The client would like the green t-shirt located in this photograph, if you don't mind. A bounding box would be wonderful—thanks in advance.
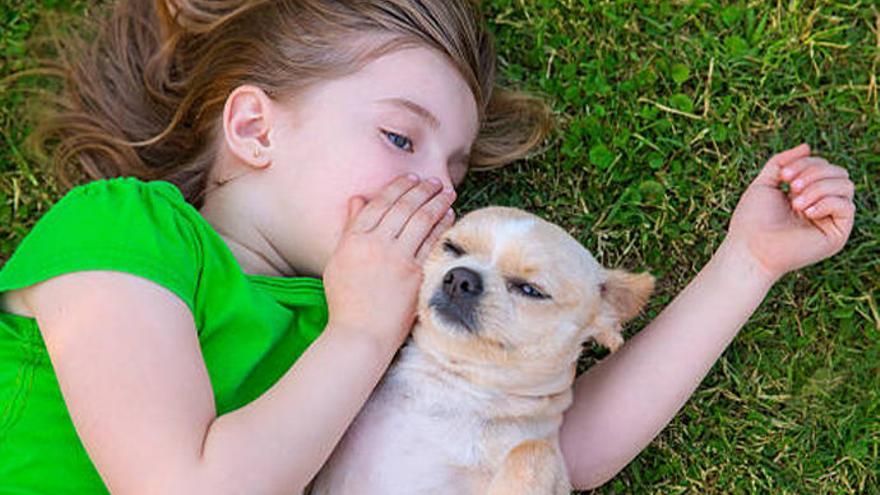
[0,177,328,493]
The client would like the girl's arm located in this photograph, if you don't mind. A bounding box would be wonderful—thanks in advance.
[560,144,856,490]
[24,270,399,494]
[21,175,455,494]
[560,239,773,490]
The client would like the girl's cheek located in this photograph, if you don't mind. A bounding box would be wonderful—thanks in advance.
[360,153,411,198]
[338,127,415,202]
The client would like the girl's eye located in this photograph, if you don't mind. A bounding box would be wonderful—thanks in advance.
[507,280,551,300]
[443,240,465,257]
[382,130,414,152]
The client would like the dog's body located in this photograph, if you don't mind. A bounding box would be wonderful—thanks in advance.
[308,340,573,494]
[309,207,652,495]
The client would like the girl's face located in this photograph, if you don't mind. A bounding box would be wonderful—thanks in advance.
[248,46,479,277]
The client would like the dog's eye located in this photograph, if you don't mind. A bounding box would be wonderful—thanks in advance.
[443,240,465,257]
[508,281,550,300]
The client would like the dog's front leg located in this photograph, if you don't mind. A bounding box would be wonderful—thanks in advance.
[485,438,571,495]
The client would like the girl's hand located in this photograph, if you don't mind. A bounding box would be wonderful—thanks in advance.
[323,174,456,347]
[726,143,856,282]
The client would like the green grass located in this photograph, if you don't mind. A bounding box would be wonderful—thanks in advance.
[2,0,878,493]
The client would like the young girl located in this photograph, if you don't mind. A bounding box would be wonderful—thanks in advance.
[0,0,855,493]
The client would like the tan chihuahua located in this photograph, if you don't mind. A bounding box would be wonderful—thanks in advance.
[309,206,654,495]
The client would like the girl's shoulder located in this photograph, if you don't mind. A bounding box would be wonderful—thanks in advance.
[56,176,198,224]
[0,177,221,314]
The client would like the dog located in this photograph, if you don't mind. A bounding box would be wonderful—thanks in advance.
[308,206,654,494]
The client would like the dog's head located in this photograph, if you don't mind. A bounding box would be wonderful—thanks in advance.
[413,206,654,395]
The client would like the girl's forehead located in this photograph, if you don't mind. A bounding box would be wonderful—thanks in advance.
[275,45,480,146]
[352,47,479,128]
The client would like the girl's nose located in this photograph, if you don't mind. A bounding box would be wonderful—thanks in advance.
[439,177,456,196]
[425,164,456,198]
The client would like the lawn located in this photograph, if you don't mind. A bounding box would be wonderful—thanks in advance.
[2,0,878,493]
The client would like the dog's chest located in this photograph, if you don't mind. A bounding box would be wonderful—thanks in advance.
[308,347,548,494]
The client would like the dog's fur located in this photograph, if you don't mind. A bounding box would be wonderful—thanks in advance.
[308,206,653,494]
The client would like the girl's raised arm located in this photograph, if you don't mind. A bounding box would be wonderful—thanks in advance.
[559,144,856,490]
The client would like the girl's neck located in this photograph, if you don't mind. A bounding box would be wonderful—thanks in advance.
[199,188,298,278]
[218,233,296,278]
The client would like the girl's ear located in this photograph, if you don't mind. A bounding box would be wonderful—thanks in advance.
[600,269,655,323]
[222,84,274,169]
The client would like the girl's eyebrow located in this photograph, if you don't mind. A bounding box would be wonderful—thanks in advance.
[376,97,474,164]
[376,97,441,129]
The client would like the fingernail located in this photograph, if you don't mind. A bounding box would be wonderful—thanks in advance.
[781,168,793,180]
[406,173,418,181]
[805,206,816,215]
[792,179,804,190]
[427,177,442,186]
[793,197,805,209]
[445,208,454,218]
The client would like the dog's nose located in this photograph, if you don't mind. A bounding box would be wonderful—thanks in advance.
[442,267,483,299]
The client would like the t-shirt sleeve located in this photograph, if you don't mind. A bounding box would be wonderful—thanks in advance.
[0,178,203,313]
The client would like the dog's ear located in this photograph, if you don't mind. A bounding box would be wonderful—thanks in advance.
[600,269,655,323]
[583,270,655,353]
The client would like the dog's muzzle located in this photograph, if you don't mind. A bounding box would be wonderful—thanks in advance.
[429,266,483,333]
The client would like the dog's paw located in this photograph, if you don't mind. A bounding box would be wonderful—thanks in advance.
[593,330,624,353]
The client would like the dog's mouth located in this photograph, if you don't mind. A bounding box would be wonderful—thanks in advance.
[428,290,479,334]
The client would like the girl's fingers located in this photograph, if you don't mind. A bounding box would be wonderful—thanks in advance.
[755,143,811,186]
[396,189,455,255]
[779,156,832,182]
[350,174,420,233]
[782,159,848,193]
[343,196,367,233]
[790,165,849,194]
[377,179,446,238]
[803,196,856,242]
[415,208,456,264]
[805,196,855,220]
[770,143,812,168]
[791,178,855,211]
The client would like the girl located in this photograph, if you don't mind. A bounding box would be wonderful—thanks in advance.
[0,1,855,494]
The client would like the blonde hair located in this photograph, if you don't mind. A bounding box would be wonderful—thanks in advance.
[19,0,553,206]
